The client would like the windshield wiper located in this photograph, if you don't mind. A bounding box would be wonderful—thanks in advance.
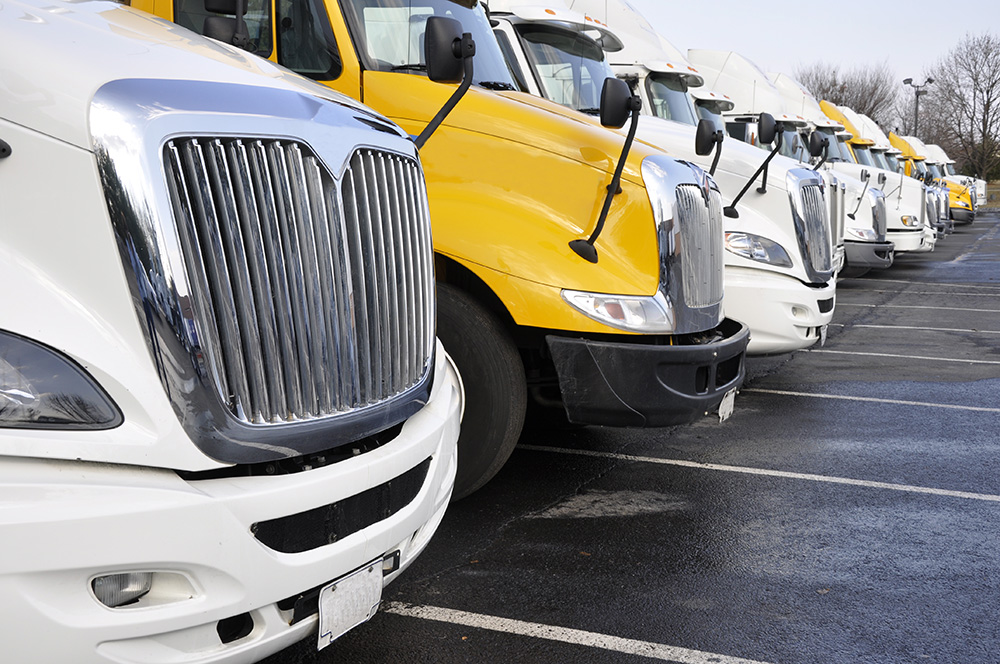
[577,107,601,115]
[479,81,516,90]
[391,64,427,72]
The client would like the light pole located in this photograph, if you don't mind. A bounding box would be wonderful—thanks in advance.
[903,77,934,136]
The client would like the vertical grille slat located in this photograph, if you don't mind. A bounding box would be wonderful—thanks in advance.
[164,138,433,426]
[873,194,888,238]
[675,185,724,309]
[799,184,833,274]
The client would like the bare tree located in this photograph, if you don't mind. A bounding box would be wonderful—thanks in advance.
[917,33,1000,179]
[794,61,899,125]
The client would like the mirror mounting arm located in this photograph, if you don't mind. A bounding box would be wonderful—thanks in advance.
[848,169,870,220]
[570,97,642,264]
[724,130,784,218]
[709,136,724,177]
[414,33,475,150]
[231,0,250,49]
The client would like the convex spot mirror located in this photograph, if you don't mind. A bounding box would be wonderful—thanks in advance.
[809,132,828,158]
[758,113,778,145]
[695,118,723,156]
[426,16,468,84]
[600,77,637,129]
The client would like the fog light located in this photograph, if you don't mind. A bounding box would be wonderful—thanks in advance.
[791,306,808,320]
[92,572,153,608]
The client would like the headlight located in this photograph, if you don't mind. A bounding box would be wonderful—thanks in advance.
[846,228,878,241]
[724,232,793,267]
[900,215,921,227]
[0,330,122,430]
[561,290,675,333]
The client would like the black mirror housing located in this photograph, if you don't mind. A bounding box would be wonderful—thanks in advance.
[758,112,778,145]
[600,77,634,129]
[426,16,466,83]
[808,132,828,158]
[695,118,722,156]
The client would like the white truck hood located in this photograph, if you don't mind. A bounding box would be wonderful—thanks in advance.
[0,0,391,149]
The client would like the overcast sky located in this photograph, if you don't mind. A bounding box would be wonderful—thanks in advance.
[625,0,988,84]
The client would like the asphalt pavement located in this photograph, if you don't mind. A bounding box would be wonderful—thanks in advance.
[268,211,1000,664]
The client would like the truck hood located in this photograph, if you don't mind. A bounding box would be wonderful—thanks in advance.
[0,0,401,149]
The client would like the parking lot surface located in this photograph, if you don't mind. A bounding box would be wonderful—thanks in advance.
[269,212,1000,664]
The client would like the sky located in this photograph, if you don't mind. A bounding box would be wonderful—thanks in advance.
[625,0,991,85]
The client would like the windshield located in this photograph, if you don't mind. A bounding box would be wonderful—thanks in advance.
[945,163,957,176]
[927,163,943,179]
[884,153,902,173]
[853,145,874,167]
[836,137,856,163]
[646,74,698,126]
[870,150,889,170]
[816,129,843,161]
[515,23,611,112]
[696,103,726,133]
[913,160,928,176]
[776,128,809,162]
[342,0,516,89]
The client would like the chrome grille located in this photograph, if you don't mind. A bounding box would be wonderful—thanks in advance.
[926,192,938,226]
[872,193,887,237]
[799,184,832,274]
[675,185,724,308]
[164,139,434,425]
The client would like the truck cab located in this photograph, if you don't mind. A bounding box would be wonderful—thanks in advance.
[0,0,463,660]
[138,0,750,498]
[904,135,975,225]
[925,143,986,210]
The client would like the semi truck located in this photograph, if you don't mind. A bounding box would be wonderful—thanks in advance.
[0,0,464,660]
[558,0,842,354]
[140,0,750,498]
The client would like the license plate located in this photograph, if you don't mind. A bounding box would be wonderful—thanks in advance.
[820,324,828,346]
[316,561,383,651]
[718,388,736,423]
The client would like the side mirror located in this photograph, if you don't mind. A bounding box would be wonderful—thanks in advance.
[861,169,869,181]
[695,118,723,156]
[202,0,249,49]
[808,132,828,158]
[600,77,635,129]
[878,172,887,185]
[426,16,468,84]
[758,112,778,145]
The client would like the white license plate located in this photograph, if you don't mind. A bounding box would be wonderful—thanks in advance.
[718,388,736,423]
[820,324,829,346]
[316,561,383,651]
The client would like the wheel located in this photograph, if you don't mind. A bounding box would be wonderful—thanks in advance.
[437,283,527,500]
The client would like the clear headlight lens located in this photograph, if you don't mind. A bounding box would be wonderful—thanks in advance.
[0,330,121,429]
[900,215,921,227]
[561,290,675,333]
[724,232,793,267]
[846,227,878,241]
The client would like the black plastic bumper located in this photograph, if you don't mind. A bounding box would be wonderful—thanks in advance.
[545,318,750,428]
[844,240,894,271]
[952,208,975,224]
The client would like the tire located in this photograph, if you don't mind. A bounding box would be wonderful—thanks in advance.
[437,283,527,500]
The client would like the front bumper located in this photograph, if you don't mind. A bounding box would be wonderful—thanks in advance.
[844,240,894,271]
[546,317,749,427]
[887,228,928,253]
[0,344,463,664]
[952,208,975,224]
[723,266,836,355]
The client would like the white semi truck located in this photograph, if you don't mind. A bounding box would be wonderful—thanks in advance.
[512,0,839,354]
[0,0,463,661]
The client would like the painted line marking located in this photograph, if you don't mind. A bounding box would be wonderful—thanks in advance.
[830,323,1000,335]
[805,349,1000,365]
[382,603,773,664]
[741,387,1000,414]
[839,277,1000,290]
[518,446,1000,503]
[836,303,999,313]
[841,289,1000,298]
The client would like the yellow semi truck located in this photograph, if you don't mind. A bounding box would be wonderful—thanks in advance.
[136,0,749,498]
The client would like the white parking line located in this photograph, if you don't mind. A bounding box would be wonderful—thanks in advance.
[382,603,774,664]
[829,323,1000,335]
[840,277,1000,291]
[805,349,1000,365]
[518,446,1000,503]
[836,303,999,313]
[741,388,1000,414]
[843,289,1000,298]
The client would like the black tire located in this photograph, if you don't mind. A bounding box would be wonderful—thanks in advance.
[437,283,527,500]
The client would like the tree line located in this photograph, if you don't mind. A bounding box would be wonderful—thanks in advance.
[795,32,1000,181]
